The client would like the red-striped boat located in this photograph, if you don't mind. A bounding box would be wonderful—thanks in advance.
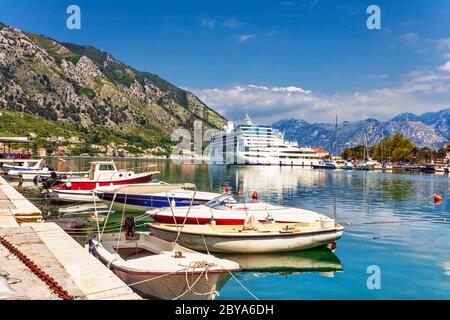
[48,161,157,202]
[147,194,337,227]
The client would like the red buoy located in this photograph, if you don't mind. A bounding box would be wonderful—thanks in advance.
[434,194,442,204]
[252,191,258,200]
[225,185,229,193]
[329,242,337,251]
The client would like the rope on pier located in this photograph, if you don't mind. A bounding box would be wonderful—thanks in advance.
[0,235,75,300]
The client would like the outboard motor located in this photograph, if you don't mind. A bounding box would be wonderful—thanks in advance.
[41,171,62,189]
[124,216,138,240]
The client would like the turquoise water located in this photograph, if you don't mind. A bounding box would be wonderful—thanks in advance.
[11,159,450,299]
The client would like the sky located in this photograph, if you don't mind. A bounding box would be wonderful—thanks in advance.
[1,0,450,124]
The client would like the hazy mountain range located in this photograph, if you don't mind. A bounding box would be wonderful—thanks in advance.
[272,109,450,153]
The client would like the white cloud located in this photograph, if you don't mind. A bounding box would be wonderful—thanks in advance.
[400,32,420,46]
[189,67,450,124]
[237,34,254,44]
[223,18,243,29]
[438,61,450,72]
[200,18,215,29]
[437,38,450,50]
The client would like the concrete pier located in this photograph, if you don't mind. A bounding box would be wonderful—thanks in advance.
[0,176,43,223]
[0,176,141,300]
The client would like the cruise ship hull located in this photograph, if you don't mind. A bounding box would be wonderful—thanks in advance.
[212,152,322,167]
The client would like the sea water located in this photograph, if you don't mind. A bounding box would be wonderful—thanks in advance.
[12,158,450,299]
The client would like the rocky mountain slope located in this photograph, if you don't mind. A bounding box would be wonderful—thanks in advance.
[0,22,226,149]
[273,109,450,153]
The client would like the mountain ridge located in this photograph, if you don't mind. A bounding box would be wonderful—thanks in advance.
[0,23,226,152]
[272,109,450,153]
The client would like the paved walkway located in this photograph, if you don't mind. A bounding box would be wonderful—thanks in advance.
[0,176,140,300]
[0,187,20,228]
[0,176,42,225]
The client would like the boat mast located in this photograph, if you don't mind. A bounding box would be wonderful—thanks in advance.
[333,115,339,157]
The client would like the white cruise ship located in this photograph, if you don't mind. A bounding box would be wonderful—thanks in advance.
[209,115,327,166]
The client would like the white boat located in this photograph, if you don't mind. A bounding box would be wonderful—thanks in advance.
[148,193,336,226]
[3,159,45,179]
[8,167,89,181]
[47,161,157,203]
[209,114,326,166]
[87,231,240,299]
[373,162,393,171]
[313,159,346,169]
[313,160,336,169]
[342,161,354,170]
[94,183,221,212]
[147,220,345,253]
[1,158,43,171]
[355,160,379,170]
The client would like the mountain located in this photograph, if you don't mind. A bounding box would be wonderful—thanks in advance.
[273,109,450,153]
[0,23,226,151]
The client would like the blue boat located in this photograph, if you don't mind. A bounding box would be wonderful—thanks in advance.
[94,183,221,212]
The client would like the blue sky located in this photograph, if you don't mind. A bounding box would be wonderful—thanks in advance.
[1,0,450,123]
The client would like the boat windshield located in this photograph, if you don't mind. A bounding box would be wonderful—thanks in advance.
[205,194,235,208]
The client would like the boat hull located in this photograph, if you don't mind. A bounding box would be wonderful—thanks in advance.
[97,190,220,212]
[88,232,239,300]
[147,224,345,253]
[111,268,228,300]
[312,164,336,169]
[149,204,336,226]
[49,189,99,202]
[50,173,154,202]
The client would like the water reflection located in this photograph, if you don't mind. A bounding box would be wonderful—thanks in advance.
[220,247,343,276]
[3,158,450,299]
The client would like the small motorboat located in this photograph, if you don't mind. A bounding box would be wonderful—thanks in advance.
[46,161,157,202]
[2,158,44,172]
[94,183,221,212]
[5,159,47,180]
[355,160,378,170]
[420,163,444,174]
[146,219,344,253]
[9,167,89,181]
[313,159,347,169]
[148,193,336,226]
[312,160,337,169]
[342,161,354,170]
[87,231,240,300]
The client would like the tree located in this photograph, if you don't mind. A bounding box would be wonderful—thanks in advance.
[340,134,416,162]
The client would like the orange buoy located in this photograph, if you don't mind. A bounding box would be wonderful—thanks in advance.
[434,194,442,203]
[225,185,229,193]
[252,191,258,200]
[237,189,242,198]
